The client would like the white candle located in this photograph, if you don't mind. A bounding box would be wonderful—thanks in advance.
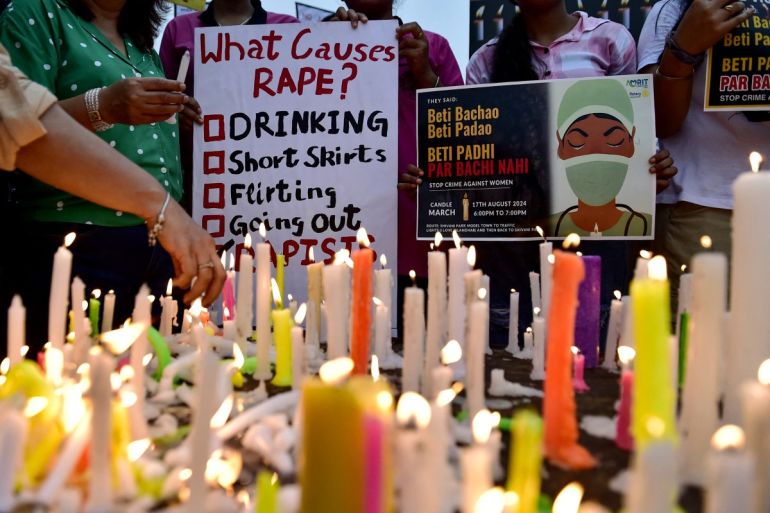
[396,393,432,513]
[425,399,451,513]
[70,277,88,363]
[160,280,177,338]
[466,294,489,420]
[49,233,75,351]
[726,154,770,423]
[742,360,770,513]
[679,252,727,485]
[101,290,115,334]
[255,237,272,380]
[425,248,447,396]
[529,271,542,313]
[85,348,114,513]
[237,235,254,359]
[602,293,623,371]
[521,327,534,359]
[187,344,219,510]
[506,289,520,354]
[307,251,324,347]
[323,252,351,360]
[624,439,677,513]
[288,296,298,319]
[128,286,150,442]
[36,410,91,506]
[460,412,493,513]
[0,408,27,511]
[7,295,24,366]
[530,316,546,380]
[705,425,755,513]
[291,305,306,390]
[223,312,236,342]
[403,284,425,393]
[618,295,634,349]
[448,240,469,351]
[373,302,390,361]
[539,241,553,319]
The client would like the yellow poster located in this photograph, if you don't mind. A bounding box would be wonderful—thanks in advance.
[171,0,206,12]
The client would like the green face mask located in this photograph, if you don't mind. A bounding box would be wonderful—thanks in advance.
[563,154,629,207]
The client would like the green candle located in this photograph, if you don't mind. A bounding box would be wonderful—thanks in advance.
[631,257,677,451]
[255,471,278,513]
[507,410,543,513]
[678,312,690,389]
[271,308,293,387]
[89,289,101,336]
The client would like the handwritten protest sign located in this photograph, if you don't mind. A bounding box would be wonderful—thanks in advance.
[193,21,399,302]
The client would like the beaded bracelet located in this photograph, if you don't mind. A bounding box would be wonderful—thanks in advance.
[148,192,171,247]
[84,87,113,132]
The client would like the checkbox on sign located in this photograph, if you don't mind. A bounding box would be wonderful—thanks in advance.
[203,183,225,209]
[203,114,225,142]
[202,215,225,237]
[204,151,225,174]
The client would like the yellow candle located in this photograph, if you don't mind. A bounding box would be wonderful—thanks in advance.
[506,410,543,513]
[276,254,286,305]
[631,256,677,451]
[307,257,324,343]
[271,308,293,387]
[256,471,279,513]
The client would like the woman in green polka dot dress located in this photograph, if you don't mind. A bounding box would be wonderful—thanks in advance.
[0,0,199,348]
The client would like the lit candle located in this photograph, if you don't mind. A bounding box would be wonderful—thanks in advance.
[256,224,273,380]
[271,279,293,388]
[373,298,390,363]
[88,289,101,336]
[467,288,489,421]
[553,483,584,513]
[618,295,634,349]
[448,231,469,352]
[521,327,534,360]
[530,312,545,380]
[602,291,623,371]
[506,289,520,355]
[237,233,254,359]
[222,307,236,341]
[615,346,635,451]
[49,232,75,351]
[288,294,298,319]
[741,359,770,513]
[307,247,324,352]
[461,411,494,513]
[624,422,677,513]
[351,228,374,375]
[571,347,589,393]
[0,407,27,511]
[396,392,432,513]
[70,278,88,364]
[574,255,601,368]
[222,251,236,321]
[129,286,150,436]
[528,272,541,314]
[85,347,114,512]
[159,280,177,338]
[631,256,677,452]
[705,425,754,513]
[543,251,596,470]
[679,252,726,486]
[324,250,352,360]
[256,471,279,513]
[292,304,307,390]
[537,228,553,320]
[506,410,542,513]
[101,289,115,333]
[674,268,692,349]
[276,253,286,304]
[402,271,425,393]
[726,152,770,423]
[427,387,455,513]
[7,295,24,366]
[426,233,447,395]
[35,409,91,506]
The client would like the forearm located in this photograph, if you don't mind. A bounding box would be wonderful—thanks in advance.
[15,104,166,222]
[57,94,95,130]
[643,50,695,139]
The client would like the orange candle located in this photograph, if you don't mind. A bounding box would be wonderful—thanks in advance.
[543,251,597,470]
[351,229,374,375]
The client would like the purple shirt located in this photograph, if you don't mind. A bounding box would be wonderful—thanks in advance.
[398,31,464,276]
[466,12,637,84]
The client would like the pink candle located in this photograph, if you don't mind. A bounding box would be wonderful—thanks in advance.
[571,347,590,393]
[364,415,384,513]
[615,346,635,451]
[222,253,236,321]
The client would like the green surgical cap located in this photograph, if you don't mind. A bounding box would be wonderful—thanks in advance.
[557,78,634,137]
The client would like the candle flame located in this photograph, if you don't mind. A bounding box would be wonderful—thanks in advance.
[370,355,381,381]
[20,345,29,358]
[571,346,579,356]
[319,357,354,385]
[271,278,282,308]
[536,226,545,239]
[380,254,387,267]
[0,358,9,375]
[712,424,745,451]
[441,339,462,365]
[504,491,521,509]
[61,386,86,433]
[127,438,152,462]
[534,307,541,317]
[220,251,227,269]
[497,4,504,16]
[120,389,138,408]
[526,327,532,334]
[166,279,173,296]
[452,229,462,249]
[24,396,49,418]
[511,288,516,294]
[224,306,231,320]
[233,344,245,370]
[228,252,235,271]
[119,365,135,382]
[110,372,122,392]
[295,303,307,325]
[147,295,155,304]
[376,390,393,411]
[244,233,253,250]
[645,416,665,438]
[409,270,416,284]
[476,5,485,17]
[81,300,88,311]
[64,232,76,248]
[190,298,203,318]
[562,233,581,249]
[472,409,495,444]
[617,346,636,366]
[92,289,101,300]
[211,395,234,429]
[758,359,770,386]
[100,322,148,355]
[576,251,583,257]
[45,347,64,386]
[356,227,370,248]
[553,482,584,513]
[467,246,477,267]
[478,288,487,300]
[750,151,763,173]
[648,256,668,281]
[613,290,622,301]
[434,232,443,248]
[681,264,687,273]
[639,250,652,260]
[436,388,457,407]
[474,487,505,513]
[547,254,555,265]
[309,247,316,263]
[179,468,192,481]
[142,353,153,367]
[288,293,294,302]
[373,297,384,307]
[396,392,431,428]
[259,222,267,240]
[700,235,713,249]
[334,249,350,265]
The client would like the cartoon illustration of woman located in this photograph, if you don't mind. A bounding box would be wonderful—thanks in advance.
[549,79,651,236]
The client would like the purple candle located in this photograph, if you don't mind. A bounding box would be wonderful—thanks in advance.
[574,255,601,368]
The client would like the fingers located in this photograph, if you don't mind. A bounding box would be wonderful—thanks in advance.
[172,246,196,290]
[183,247,217,305]
[397,22,424,40]
[202,252,226,307]
[143,91,188,105]
[140,103,186,116]
[139,77,186,92]
[343,8,367,28]
[333,6,349,21]
[179,105,203,125]
[723,4,754,28]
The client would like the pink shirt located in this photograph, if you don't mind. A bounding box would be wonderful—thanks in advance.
[466,12,637,84]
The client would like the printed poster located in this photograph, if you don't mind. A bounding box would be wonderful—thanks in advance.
[193,22,399,302]
[416,75,656,240]
[705,3,770,111]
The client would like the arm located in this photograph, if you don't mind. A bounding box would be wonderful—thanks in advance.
[15,104,224,304]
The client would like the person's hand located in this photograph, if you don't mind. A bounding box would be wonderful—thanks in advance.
[397,23,439,89]
[100,78,189,126]
[180,95,203,133]
[398,164,424,200]
[329,7,368,28]
[153,199,225,306]
[649,148,678,194]
[674,0,755,55]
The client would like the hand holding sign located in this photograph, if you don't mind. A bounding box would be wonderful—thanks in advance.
[674,0,755,55]
[101,77,189,126]
[397,23,440,89]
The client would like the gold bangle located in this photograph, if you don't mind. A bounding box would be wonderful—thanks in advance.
[654,67,694,80]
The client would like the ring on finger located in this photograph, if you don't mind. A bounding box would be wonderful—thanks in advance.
[198,261,215,270]
[723,3,739,12]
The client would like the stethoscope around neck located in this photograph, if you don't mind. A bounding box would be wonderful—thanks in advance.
[553,203,648,236]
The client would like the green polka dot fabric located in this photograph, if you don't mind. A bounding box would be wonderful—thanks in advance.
[0,0,183,226]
